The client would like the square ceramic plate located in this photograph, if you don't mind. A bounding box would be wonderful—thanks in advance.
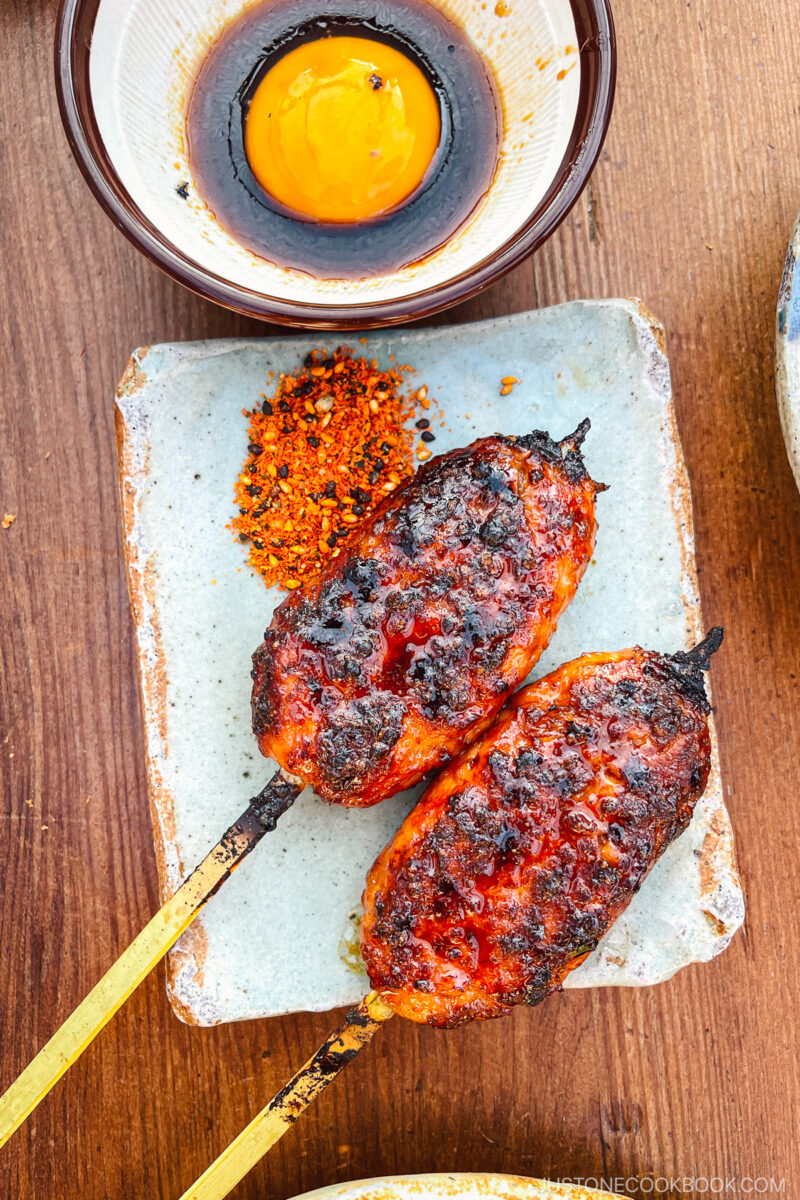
[115,300,744,1026]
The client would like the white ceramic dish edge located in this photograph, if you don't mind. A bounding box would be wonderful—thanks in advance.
[284,1171,623,1200]
[777,208,800,490]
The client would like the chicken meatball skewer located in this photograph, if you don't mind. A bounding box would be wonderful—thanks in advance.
[252,421,602,805]
[176,631,723,1200]
[362,629,723,1025]
[0,423,601,1147]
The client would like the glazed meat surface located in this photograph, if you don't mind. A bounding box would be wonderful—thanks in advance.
[361,636,720,1025]
[252,427,601,806]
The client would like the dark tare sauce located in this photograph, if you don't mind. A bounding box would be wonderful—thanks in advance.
[185,0,502,279]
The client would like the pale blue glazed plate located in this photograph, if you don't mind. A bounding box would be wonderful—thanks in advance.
[777,210,800,489]
[115,300,744,1026]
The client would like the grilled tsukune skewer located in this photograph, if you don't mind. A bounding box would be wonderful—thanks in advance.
[0,423,600,1148]
[253,423,602,806]
[361,631,722,1026]
[179,632,722,1200]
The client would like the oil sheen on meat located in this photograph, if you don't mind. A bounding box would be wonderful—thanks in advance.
[361,642,717,1026]
[251,427,602,806]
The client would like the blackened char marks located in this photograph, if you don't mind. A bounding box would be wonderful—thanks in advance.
[370,449,539,713]
[517,423,593,486]
[267,558,384,692]
[383,452,520,561]
[251,633,280,735]
[316,694,404,797]
[361,648,713,1026]
[251,433,600,805]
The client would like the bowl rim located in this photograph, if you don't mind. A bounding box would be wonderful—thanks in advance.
[55,0,616,329]
[282,1173,622,1200]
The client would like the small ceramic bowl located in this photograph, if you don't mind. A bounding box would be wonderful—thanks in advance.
[284,1174,622,1200]
[56,0,615,328]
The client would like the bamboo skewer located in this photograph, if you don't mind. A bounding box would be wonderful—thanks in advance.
[178,992,395,1200]
[0,772,300,1150]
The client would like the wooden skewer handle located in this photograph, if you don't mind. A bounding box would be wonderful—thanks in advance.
[0,773,299,1150]
[179,991,394,1200]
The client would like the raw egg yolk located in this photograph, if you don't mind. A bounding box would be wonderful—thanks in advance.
[244,36,441,224]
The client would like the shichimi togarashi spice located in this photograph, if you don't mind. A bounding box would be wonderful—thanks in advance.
[231,348,437,590]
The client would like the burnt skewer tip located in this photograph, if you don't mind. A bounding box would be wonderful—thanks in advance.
[249,770,302,831]
[560,417,591,451]
[517,418,591,457]
[667,627,724,708]
[516,419,606,491]
[560,418,608,493]
[561,418,608,494]
[688,626,724,666]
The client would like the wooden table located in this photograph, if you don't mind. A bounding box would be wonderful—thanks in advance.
[1,1,798,1196]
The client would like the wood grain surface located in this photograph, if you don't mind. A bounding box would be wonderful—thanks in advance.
[1,1,798,1197]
